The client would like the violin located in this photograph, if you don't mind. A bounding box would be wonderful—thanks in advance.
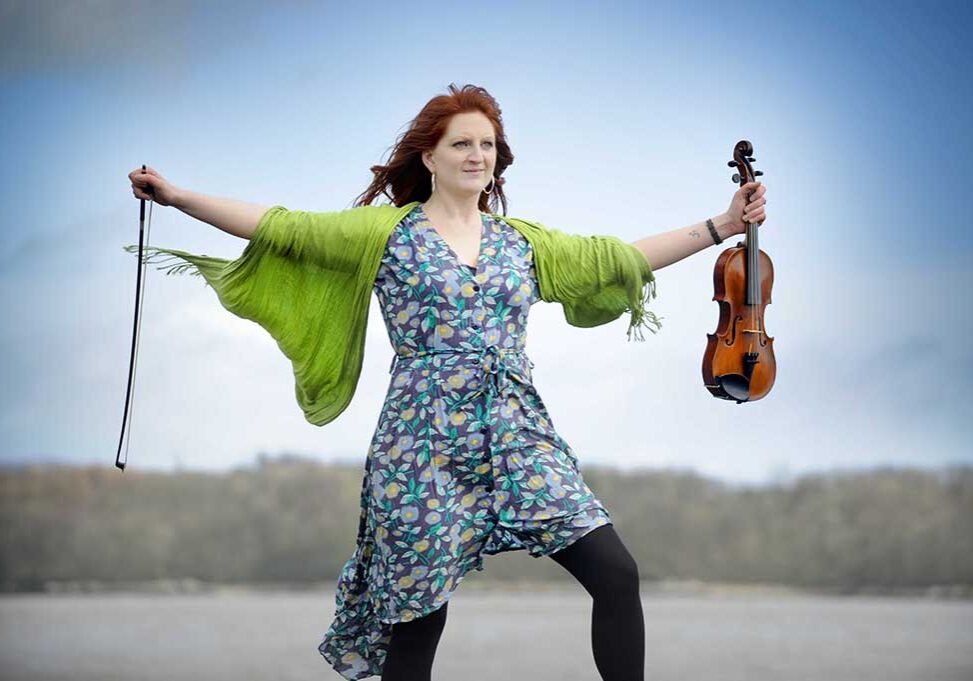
[702,140,775,403]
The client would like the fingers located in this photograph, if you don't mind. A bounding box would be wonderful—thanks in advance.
[129,165,162,201]
[130,174,153,189]
[744,197,766,222]
[127,165,159,180]
[742,181,767,223]
[130,173,157,201]
[743,209,765,223]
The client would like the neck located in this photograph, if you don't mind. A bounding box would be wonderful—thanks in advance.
[422,190,483,222]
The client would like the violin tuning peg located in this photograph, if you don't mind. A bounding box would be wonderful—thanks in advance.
[747,156,756,162]
[731,173,741,183]
[754,170,764,177]
[727,161,738,168]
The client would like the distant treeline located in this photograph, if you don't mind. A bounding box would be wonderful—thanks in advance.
[1,457,970,593]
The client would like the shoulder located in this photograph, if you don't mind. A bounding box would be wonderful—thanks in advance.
[287,202,418,232]
[361,201,422,229]
[494,214,546,232]
[498,216,572,246]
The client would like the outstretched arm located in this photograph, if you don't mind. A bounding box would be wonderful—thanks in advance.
[174,188,270,241]
[630,212,737,271]
[630,181,766,271]
[128,166,270,240]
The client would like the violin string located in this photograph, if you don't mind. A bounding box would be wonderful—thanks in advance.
[749,219,756,354]
[747,184,755,353]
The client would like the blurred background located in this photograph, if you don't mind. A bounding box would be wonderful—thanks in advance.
[1,1,970,680]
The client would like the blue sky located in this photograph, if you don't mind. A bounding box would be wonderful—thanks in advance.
[1,0,970,485]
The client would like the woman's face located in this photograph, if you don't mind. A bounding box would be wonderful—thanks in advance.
[423,111,497,201]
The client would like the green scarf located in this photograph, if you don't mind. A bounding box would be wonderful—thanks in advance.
[125,200,661,426]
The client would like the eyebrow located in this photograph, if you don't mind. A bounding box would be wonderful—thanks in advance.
[451,135,495,140]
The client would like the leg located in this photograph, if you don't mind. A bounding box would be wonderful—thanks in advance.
[548,524,645,681]
[381,602,449,681]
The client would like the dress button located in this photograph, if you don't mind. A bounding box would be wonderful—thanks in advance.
[473,284,480,292]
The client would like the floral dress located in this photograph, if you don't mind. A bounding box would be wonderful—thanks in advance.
[319,203,613,679]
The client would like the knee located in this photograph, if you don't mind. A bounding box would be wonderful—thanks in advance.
[618,554,642,590]
[598,553,641,600]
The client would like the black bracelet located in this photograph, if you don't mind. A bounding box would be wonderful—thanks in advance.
[706,218,723,245]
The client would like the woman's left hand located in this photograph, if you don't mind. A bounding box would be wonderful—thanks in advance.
[724,181,767,235]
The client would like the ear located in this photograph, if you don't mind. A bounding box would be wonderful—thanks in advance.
[421,150,434,174]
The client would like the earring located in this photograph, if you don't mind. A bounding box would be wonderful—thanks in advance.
[431,171,436,194]
[483,176,495,194]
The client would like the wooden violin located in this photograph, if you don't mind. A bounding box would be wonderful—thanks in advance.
[702,140,775,403]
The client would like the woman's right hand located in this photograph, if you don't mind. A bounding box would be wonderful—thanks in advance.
[128,166,180,207]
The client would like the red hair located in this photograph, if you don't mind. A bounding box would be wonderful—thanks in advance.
[353,83,514,215]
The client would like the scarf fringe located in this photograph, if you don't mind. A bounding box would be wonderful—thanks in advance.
[123,244,211,281]
[626,277,664,342]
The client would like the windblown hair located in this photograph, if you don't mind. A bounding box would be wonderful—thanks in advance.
[353,83,514,215]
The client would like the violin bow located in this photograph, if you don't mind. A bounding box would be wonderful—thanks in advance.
[115,164,153,471]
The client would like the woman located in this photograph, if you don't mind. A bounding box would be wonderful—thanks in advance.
[128,83,766,681]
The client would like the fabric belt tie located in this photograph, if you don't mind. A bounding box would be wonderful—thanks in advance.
[388,345,534,412]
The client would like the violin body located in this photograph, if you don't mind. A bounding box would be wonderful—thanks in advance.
[702,240,775,402]
[702,139,776,403]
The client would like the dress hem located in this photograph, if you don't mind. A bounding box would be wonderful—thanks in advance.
[317,516,613,680]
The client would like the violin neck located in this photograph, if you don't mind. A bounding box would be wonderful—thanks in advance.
[746,222,762,307]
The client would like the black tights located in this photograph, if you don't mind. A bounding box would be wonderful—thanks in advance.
[380,523,644,680]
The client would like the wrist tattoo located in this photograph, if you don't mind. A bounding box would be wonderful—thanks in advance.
[689,228,701,239]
